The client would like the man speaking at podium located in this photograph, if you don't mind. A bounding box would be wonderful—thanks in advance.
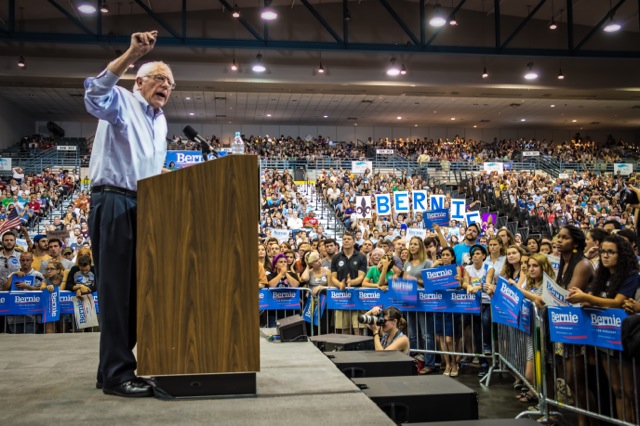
[84,30,173,398]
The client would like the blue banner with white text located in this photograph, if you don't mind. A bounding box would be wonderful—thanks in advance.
[302,294,326,325]
[259,288,303,310]
[491,277,524,328]
[41,286,60,323]
[423,209,450,228]
[388,278,417,305]
[0,290,99,316]
[422,265,460,291]
[548,306,627,351]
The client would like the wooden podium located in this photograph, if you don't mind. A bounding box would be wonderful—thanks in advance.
[136,155,260,398]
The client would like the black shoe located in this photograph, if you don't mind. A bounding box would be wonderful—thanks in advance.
[103,378,153,398]
[96,381,103,390]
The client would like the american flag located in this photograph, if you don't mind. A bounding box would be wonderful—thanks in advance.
[0,207,21,235]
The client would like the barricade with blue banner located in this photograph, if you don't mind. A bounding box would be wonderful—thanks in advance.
[259,288,303,310]
[0,290,99,316]
[388,278,417,305]
[41,287,60,323]
[547,306,627,351]
[519,299,533,334]
[422,265,459,291]
[423,209,450,228]
[491,277,524,328]
[302,294,326,326]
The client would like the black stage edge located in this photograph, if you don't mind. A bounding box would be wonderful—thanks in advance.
[325,350,417,378]
[150,373,257,399]
[310,333,374,351]
[353,375,478,424]
[412,419,540,426]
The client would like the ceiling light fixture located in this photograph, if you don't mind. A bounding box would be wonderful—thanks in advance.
[261,0,277,21]
[232,4,240,18]
[231,58,238,71]
[548,0,556,29]
[400,64,407,75]
[344,9,352,22]
[317,62,325,74]
[524,62,538,80]
[482,67,488,78]
[252,54,266,73]
[77,3,97,14]
[603,0,621,32]
[386,58,401,76]
[557,69,565,80]
[449,13,458,26]
[429,3,447,27]
[17,56,25,68]
[100,1,109,13]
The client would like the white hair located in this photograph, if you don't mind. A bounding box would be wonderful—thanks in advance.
[133,61,173,92]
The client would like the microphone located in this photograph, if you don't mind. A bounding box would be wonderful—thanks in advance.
[183,126,219,160]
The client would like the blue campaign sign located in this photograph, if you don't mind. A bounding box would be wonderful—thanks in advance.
[388,278,417,305]
[409,289,448,312]
[41,286,60,323]
[259,288,302,310]
[7,291,42,315]
[92,293,99,314]
[584,307,627,351]
[302,294,326,326]
[423,209,450,228]
[165,150,215,169]
[422,265,459,291]
[326,288,357,310]
[59,291,75,314]
[353,289,388,311]
[547,306,589,345]
[10,275,36,292]
[519,299,533,334]
[446,290,481,314]
[491,277,524,328]
[0,291,9,314]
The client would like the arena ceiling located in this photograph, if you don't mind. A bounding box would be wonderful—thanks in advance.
[0,0,639,130]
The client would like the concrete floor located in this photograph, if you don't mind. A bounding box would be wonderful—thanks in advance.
[0,333,538,425]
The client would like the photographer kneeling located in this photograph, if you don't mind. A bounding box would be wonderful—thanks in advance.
[361,306,410,354]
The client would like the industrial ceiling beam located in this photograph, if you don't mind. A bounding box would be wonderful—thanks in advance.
[343,0,349,45]
[500,0,547,50]
[494,0,501,49]
[133,0,182,41]
[425,0,468,47]
[217,0,264,42]
[2,31,638,58]
[567,0,574,50]
[377,0,420,45]
[46,0,95,37]
[300,0,343,45]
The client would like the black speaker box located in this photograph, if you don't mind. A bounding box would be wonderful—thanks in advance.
[325,350,417,378]
[309,333,374,351]
[352,376,478,424]
[276,315,307,342]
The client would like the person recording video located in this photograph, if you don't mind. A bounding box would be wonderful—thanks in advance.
[361,306,410,354]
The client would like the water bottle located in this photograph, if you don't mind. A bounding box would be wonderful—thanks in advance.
[232,131,244,154]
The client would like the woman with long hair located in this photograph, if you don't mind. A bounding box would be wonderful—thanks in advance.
[431,247,464,377]
[525,237,540,254]
[497,227,516,248]
[567,235,639,424]
[553,225,596,426]
[258,243,273,273]
[40,261,65,334]
[516,254,556,404]
[363,306,410,354]
[400,236,435,374]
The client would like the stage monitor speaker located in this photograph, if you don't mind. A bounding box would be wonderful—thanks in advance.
[310,334,374,352]
[276,315,307,342]
[325,350,417,378]
[353,375,478,423]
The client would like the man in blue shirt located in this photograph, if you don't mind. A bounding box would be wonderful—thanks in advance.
[84,30,172,398]
[453,223,480,266]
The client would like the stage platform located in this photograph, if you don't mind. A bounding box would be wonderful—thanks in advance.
[0,333,394,426]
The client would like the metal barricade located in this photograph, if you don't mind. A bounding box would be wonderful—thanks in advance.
[538,309,639,426]
[259,287,314,338]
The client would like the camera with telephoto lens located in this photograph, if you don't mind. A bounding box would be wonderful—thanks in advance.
[358,315,386,325]
[619,187,639,210]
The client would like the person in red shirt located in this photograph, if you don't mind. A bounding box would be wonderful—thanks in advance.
[303,211,318,228]
[27,195,41,217]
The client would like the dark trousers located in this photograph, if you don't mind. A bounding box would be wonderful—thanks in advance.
[89,190,137,388]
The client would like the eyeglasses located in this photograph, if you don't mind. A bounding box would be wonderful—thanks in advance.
[145,74,176,89]
[45,267,57,271]
[600,249,618,257]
